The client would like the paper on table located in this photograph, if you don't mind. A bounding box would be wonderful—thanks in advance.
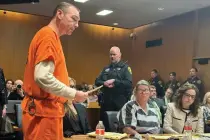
[148,135,171,139]
[148,134,184,140]
[87,132,127,140]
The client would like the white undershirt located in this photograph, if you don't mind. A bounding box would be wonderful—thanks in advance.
[34,61,76,99]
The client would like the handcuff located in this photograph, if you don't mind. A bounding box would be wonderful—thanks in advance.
[28,98,36,116]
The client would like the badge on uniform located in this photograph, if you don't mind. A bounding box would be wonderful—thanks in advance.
[105,68,110,72]
[28,98,36,116]
[117,68,121,71]
[158,81,162,87]
[197,80,201,84]
[128,67,132,74]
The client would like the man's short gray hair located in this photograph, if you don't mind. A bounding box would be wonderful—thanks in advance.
[53,2,80,17]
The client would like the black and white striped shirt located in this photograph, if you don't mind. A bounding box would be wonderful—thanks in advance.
[117,100,160,134]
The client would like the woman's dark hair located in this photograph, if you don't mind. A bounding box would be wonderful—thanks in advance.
[6,79,14,85]
[175,83,200,117]
[191,67,198,72]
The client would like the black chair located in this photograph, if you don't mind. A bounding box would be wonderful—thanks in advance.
[104,111,119,132]
[14,104,22,128]
[0,134,16,140]
[14,104,23,140]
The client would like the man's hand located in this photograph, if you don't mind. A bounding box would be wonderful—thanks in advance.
[107,83,114,88]
[2,108,6,117]
[74,91,88,103]
[104,79,115,88]
[106,79,115,84]
[17,88,24,97]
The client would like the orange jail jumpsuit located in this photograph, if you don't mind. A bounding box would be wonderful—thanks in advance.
[22,26,76,140]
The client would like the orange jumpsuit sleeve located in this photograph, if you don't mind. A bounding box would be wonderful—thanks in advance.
[35,34,57,65]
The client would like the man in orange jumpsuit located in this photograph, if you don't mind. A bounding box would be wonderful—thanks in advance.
[22,2,88,140]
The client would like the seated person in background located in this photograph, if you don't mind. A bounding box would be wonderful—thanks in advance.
[63,100,91,137]
[5,79,14,98]
[69,77,76,89]
[81,82,89,92]
[148,85,163,125]
[202,92,210,132]
[88,84,93,90]
[149,85,164,108]
[159,87,173,125]
[87,85,98,102]
[117,80,160,138]
[8,79,24,100]
[162,87,173,107]
[163,83,203,134]
[165,72,180,94]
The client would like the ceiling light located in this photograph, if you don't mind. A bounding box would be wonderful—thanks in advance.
[113,23,118,26]
[158,7,164,11]
[74,0,89,3]
[96,10,113,16]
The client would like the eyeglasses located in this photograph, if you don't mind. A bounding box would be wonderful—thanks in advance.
[166,91,173,95]
[136,88,150,94]
[184,93,196,100]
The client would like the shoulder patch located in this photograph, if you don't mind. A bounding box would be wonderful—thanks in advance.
[128,67,132,74]
[197,80,201,84]
[177,83,180,87]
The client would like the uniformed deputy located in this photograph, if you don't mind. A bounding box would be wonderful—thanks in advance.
[95,46,132,130]
[182,67,204,101]
[165,72,180,93]
[148,69,165,98]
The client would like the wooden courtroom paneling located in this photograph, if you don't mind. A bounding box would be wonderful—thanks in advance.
[62,23,132,84]
[0,10,49,80]
[193,6,210,93]
[195,7,210,58]
[2,8,210,90]
[131,12,195,84]
[0,11,132,84]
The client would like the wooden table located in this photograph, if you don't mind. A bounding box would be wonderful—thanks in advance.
[63,135,137,140]
[63,134,210,140]
[63,135,96,140]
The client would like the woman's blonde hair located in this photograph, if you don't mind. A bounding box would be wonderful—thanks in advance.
[130,80,150,100]
[203,92,210,105]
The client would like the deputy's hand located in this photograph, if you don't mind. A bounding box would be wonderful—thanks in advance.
[106,79,115,84]
[104,79,115,88]
[74,91,88,103]
[104,81,110,87]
